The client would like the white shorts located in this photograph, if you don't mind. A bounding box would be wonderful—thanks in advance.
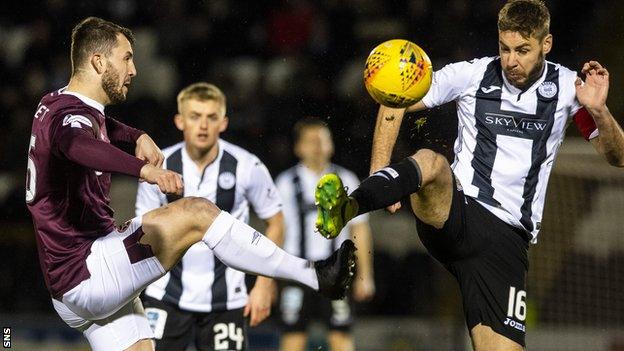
[54,296,154,350]
[52,217,165,350]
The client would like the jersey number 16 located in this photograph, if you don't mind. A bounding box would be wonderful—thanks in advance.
[507,286,527,321]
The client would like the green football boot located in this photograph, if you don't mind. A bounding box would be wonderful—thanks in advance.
[315,173,358,239]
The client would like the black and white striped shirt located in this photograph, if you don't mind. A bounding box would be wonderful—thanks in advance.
[135,139,282,312]
[422,56,591,242]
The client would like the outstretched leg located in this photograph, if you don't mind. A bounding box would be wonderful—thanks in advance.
[140,197,356,299]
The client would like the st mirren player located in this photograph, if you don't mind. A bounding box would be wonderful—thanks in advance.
[136,83,284,350]
[314,1,624,350]
[26,17,356,351]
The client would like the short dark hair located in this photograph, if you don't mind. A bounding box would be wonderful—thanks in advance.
[498,0,550,41]
[292,117,330,143]
[70,17,134,73]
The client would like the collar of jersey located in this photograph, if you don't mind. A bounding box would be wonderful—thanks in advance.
[181,139,223,177]
[61,90,105,114]
[500,61,548,97]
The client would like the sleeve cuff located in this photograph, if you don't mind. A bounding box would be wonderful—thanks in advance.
[130,129,146,142]
[129,158,148,178]
[256,205,282,220]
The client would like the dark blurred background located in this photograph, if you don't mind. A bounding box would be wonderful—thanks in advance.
[1,1,624,350]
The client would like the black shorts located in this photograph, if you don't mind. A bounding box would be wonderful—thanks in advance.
[142,295,248,351]
[279,284,353,333]
[413,178,530,347]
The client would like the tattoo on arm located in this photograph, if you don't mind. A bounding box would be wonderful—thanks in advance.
[385,114,395,121]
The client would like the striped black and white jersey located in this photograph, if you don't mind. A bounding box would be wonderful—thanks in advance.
[422,56,595,242]
[276,164,368,261]
[135,139,282,312]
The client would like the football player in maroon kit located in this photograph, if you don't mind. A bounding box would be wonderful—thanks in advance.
[26,17,356,351]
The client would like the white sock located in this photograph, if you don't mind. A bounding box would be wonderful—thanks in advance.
[202,211,319,290]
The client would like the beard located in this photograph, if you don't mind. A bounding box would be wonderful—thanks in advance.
[506,52,545,89]
[101,62,126,104]
[524,52,545,87]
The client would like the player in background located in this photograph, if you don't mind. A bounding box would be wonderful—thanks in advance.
[315,1,624,350]
[135,82,283,350]
[26,17,356,351]
[275,119,375,351]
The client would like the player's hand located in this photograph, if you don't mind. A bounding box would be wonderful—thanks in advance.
[140,164,183,195]
[353,274,375,302]
[136,134,164,168]
[244,277,276,327]
[576,60,609,113]
[386,202,401,213]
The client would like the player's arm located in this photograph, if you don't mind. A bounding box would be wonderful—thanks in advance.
[243,158,285,326]
[349,220,375,302]
[106,117,164,168]
[105,116,145,144]
[589,110,624,166]
[370,100,427,172]
[53,120,146,177]
[406,100,428,113]
[576,61,624,167]
[52,118,182,194]
[370,105,408,174]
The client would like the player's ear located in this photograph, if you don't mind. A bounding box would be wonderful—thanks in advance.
[542,34,552,55]
[174,114,184,131]
[91,54,106,75]
[219,116,229,133]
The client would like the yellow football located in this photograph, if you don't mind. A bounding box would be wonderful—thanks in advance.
[363,39,433,108]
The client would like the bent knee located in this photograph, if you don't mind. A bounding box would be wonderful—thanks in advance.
[411,149,450,186]
[143,197,221,233]
[176,196,220,214]
[176,197,221,228]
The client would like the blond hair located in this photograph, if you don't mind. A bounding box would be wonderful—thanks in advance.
[498,0,550,41]
[176,82,227,116]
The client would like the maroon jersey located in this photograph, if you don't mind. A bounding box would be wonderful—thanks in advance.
[27,89,145,299]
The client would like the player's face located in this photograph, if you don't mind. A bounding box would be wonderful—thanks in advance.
[101,33,136,104]
[295,126,334,165]
[175,99,228,153]
[498,30,552,88]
